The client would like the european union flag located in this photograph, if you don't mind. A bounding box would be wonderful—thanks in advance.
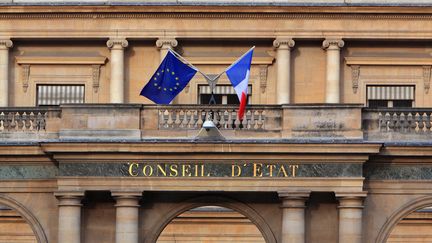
[140,51,197,104]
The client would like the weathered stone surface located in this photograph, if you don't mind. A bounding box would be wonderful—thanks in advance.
[365,164,432,180]
[0,165,57,179]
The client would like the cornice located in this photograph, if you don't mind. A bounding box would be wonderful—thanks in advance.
[1,12,432,20]
[2,5,432,14]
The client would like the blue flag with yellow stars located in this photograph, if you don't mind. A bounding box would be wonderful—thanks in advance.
[140,50,197,104]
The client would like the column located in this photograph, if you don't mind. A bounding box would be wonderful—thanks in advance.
[107,38,128,103]
[273,38,295,104]
[112,191,141,243]
[278,191,310,243]
[156,38,178,63]
[322,39,344,103]
[336,192,366,243]
[0,39,12,107]
[55,191,84,243]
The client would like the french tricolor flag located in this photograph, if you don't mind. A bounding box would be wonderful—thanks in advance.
[226,47,254,120]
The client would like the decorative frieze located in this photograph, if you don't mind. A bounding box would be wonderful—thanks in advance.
[92,65,101,93]
[259,65,268,93]
[351,65,360,94]
[423,65,431,94]
[21,65,30,93]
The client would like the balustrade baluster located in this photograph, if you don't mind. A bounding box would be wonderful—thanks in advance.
[418,113,425,133]
[174,110,182,128]
[36,112,46,131]
[399,113,406,133]
[0,112,4,131]
[425,112,432,133]
[29,112,35,131]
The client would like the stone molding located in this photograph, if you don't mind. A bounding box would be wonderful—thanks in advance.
[106,38,129,50]
[156,38,178,49]
[273,38,295,50]
[4,13,432,20]
[322,38,345,50]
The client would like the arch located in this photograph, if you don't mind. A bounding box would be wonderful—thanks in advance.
[146,195,277,243]
[376,195,432,243]
[0,193,48,243]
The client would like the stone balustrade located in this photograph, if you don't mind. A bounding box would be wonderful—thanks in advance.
[157,105,272,130]
[6,104,432,141]
[0,107,60,132]
[364,108,432,141]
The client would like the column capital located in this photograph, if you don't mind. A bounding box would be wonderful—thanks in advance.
[112,191,142,207]
[273,38,295,50]
[322,38,344,50]
[156,38,178,49]
[278,191,310,208]
[0,39,13,50]
[336,192,367,209]
[107,38,129,50]
[54,191,84,206]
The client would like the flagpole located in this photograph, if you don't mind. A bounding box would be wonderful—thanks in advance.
[169,48,225,81]
[224,46,255,72]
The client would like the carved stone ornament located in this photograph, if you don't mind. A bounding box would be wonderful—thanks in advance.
[260,65,268,93]
[106,38,129,50]
[351,65,360,94]
[273,38,295,50]
[322,39,345,50]
[424,65,431,94]
[92,65,101,93]
[0,39,13,49]
[156,38,178,49]
[22,65,30,93]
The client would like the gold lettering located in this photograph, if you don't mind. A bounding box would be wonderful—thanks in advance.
[128,163,139,177]
[182,164,192,177]
[231,164,242,177]
[201,165,206,177]
[157,164,167,177]
[253,163,263,177]
[266,164,276,177]
[169,164,178,177]
[277,165,288,177]
[142,165,154,177]
[194,164,199,177]
[289,165,299,177]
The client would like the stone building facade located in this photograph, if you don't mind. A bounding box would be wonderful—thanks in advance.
[0,1,432,243]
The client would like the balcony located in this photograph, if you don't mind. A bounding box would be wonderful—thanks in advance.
[0,104,431,142]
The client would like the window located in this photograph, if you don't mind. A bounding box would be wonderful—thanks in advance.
[37,84,85,106]
[198,85,251,105]
[367,85,414,108]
